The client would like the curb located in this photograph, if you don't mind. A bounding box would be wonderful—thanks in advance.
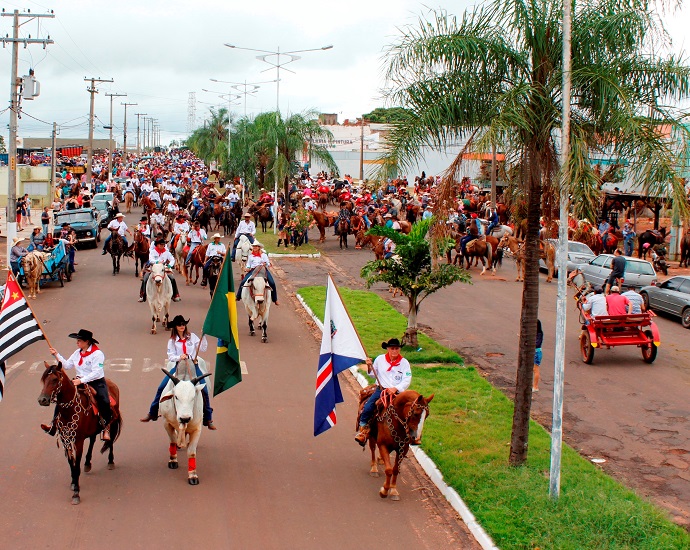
[268,252,321,259]
[295,292,499,550]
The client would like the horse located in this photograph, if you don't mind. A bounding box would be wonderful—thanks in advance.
[186,244,207,285]
[37,362,122,505]
[312,211,337,243]
[248,201,273,233]
[133,229,150,278]
[207,254,224,296]
[680,231,690,268]
[357,386,433,500]
[317,192,329,211]
[465,239,495,275]
[146,262,173,334]
[22,251,49,299]
[172,232,188,280]
[334,218,350,249]
[484,222,513,240]
[638,228,667,258]
[107,230,127,275]
[140,195,156,218]
[123,189,135,213]
[540,239,557,282]
[498,235,525,282]
[241,273,271,343]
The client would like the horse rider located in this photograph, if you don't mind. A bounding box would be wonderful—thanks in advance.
[355,338,412,446]
[460,213,480,256]
[185,220,207,266]
[235,241,279,305]
[148,186,161,208]
[150,206,165,232]
[201,233,226,287]
[334,201,351,236]
[10,237,29,277]
[138,216,151,240]
[231,212,256,261]
[46,329,112,441]
[102,212,132,255]
[138,236,181,302]
[139,315,216,429]
[169,213,190,253]
[486,206,499,235]
[257,188,274,214]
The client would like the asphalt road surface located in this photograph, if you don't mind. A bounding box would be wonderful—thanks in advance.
[279,229,690,528]
[0,238,478,550]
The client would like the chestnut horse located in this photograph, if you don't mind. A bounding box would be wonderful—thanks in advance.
[186,244,207,285]
[37,361,122,505]
[312,210,337,243]
[133,229,150,278]
[357,386,434,500]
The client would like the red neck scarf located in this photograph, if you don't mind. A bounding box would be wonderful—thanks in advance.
[178,337,187,354]
[252,250,262,257]
[155,245,166,254]
[385,352,403,371]
[79,344,100,366]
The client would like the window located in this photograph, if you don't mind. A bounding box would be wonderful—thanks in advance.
[677,280,690,295]
[570,242,593,254]
[591,256,607,266]
[626,261,655,276]
[664,278,685,292]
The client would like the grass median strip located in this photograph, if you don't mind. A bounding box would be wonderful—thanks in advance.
[298,285,690,550]
[257,231,319,256]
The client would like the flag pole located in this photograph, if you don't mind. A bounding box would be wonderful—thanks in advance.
[327,273,381,386]
[5,270,54,349]
[197,246,233,364]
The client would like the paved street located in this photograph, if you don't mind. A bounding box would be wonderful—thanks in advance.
[0,236,477,550]
[279,228,690,527]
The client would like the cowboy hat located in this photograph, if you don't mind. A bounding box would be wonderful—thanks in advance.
[381,338,402,349]
[212,233,222,239]
[11,236,24,245]
[252,241,262,247]
[169,315,189,327]
[68,329,99,344]
[116,213,125,218]
[140,216,148,222]
[243,212,251,217]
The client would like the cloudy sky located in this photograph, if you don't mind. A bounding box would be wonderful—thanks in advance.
[0,0,688,147]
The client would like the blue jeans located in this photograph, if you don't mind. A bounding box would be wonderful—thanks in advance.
[624,240,634,257]
[186,242,201,264]
[236,268,278,303]
[359,387,382,426]
[148,362,213,423]
[460,234,475,255]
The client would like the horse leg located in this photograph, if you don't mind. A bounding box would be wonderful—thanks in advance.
[388,451,403,501]
[84,434,97,473]
[369,438,379,477]
[70,439,85,505]
[151,314,157,335]
[261,321,268,343]
[107,418,118,468]
[378,445,393,498]
[112,255,117,275]
[249,317,255,336]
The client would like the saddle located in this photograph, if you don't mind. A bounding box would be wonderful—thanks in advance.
[79,385,116,417]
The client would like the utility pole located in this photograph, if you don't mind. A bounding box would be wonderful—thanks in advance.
[359,117,365,181]
[135,112,147,155]
[50,122,58,196]
[2,8,54,267]
[105,92,126,182]
[121,101,137,160]
[84,77,113,185]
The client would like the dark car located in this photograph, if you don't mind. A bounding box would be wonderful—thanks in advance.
[639,276,690,329]
[53,208,101,248]
[92,192,117,228]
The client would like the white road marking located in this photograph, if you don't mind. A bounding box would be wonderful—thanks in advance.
[241,361,248,374]
[142,357,165,373]
[105,358,132,372]
[6,361,24,374]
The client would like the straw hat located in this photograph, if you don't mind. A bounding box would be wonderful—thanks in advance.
[11,236,24,245]
[212,233,222,239]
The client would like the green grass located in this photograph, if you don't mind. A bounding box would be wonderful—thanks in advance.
[256,230,319,256]
[298,286,690,550]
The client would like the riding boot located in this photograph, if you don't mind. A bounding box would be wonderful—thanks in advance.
[40,418,57,436]
[101,422,111,441]
[354,424,370,447]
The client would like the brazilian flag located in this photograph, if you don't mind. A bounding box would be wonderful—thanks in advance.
[203,255,242,396]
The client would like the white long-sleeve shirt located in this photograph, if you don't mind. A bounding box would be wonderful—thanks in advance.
[246,252,271,269]
[372,353,412,393]
[56,345,106,384]
[107,219,128,236]
[149,246,175,267]
[205,242,226,258]
[167,333,208,363]
[235,220,256,236]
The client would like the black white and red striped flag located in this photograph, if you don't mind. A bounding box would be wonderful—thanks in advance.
[0,271,45,401]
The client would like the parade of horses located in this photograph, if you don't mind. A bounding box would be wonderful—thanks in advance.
[3,2,690,549]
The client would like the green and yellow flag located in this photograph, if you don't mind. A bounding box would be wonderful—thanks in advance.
[203,255,242,396]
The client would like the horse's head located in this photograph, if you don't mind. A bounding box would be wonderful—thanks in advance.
[396,391,434,445]
[498,234,510,249]
[251,276,267,303]
[38,361,64,406]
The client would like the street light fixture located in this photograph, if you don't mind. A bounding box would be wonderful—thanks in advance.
[210,77,277,117]
[224,43,334,232]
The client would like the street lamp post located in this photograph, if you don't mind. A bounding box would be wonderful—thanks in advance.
[224,43,333,233]
[201,88,241,184]
[105,92,126,183]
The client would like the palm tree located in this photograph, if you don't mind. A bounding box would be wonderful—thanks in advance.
[187,107,233,174]
[381,2,690,465]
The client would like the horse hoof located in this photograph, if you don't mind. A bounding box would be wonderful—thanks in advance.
[151,330,156,334]
[84,464,91,473]
[379,489,388,499]
[369,471,379,477]
[188,476,199,486]
[250,331,255,336]
[391,494,400,501]
[168,461,178,469]
[262,337,267,343]
[71,496,80,505]
[107,463,115,470]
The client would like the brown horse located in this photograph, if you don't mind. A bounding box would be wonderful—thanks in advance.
[133,229,150,278]
[247,200,273,232]
[465,238,495,275]
[124,190,135,213]
[602,231,619,254]
[22,251,49,299]
[680,231,690,268]
[186,243,207,285]
[140,195,156,218]
[37,362,122,505]
[312,211,337,242]
[357,387,434,500]
[540,239,557,282]
[498,234,525,281]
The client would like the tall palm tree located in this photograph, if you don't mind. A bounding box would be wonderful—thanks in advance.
[187,107,233,174]
[381,1,690,465]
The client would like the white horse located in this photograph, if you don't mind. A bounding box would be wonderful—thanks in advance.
[241,275,271,343]
[173,231,188,278]
[146,263,173,334]
[479,219,513,240]
[158,357,210,485]
[237,234,252,274]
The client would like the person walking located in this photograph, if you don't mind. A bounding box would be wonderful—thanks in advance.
[533,319,543,393]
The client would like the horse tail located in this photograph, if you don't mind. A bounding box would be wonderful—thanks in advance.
[486,242,493,266]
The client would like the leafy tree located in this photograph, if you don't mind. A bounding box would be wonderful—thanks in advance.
[186,107,233,174]
[381,3,690,465]
[360,218,470,347]
[0,135,6,154]
[362,107,410,124]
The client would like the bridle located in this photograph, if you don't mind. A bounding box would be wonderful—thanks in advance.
[378,394,430,458]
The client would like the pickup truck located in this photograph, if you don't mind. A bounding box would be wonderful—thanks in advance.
[53,208,101,248]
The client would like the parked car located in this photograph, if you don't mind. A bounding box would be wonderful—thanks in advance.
[575,254,657,289]
[639,276,690,328]
[539,240,596,275]
[92,192,116,228]
[53,208,101,247]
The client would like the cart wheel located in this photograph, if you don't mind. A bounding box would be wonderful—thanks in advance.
[641,329,657,364]
[580,330,595,364]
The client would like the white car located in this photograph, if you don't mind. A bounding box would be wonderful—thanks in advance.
[539,240,596,275]
[575,254,657,289]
